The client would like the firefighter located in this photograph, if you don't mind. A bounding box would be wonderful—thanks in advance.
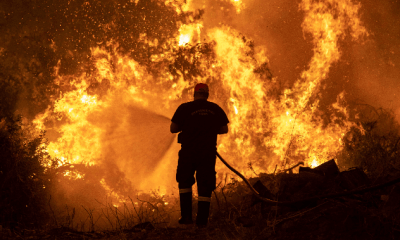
[170,83,229,227]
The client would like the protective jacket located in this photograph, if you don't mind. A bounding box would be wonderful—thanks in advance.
[172,99,229,193]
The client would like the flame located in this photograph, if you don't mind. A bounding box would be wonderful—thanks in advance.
[310,158,319,168]
[230,0,245,13]
[64,170,85,179]
[100,178,126,203]
[209,0,367,173]
[45,79,104,167]
[165,0,191,13]
[178,23,203,46]
[33,0,369,201]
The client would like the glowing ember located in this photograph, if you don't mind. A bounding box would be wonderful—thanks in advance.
[179,34,191,46]
[310,159,319,168]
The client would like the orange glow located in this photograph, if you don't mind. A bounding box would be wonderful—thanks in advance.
[230,0,245,13]
[33,0,368,200]
[178,23,203,46]
[310,158,319,168]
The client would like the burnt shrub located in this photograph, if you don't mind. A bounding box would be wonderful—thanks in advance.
[0,115,54,229]
[337,107,400,179]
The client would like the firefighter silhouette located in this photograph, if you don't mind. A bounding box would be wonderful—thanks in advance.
[170,83,229,226]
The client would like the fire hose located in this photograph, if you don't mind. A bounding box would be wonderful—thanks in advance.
[216,151,400,206]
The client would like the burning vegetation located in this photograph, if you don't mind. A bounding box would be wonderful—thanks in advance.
[1,0,400,238]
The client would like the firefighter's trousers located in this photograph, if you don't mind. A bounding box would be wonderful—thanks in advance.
[176,148,216,225]
[176,149,217,198]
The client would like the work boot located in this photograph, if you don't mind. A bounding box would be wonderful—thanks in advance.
[196,200,211,227]
[178,191,193,224]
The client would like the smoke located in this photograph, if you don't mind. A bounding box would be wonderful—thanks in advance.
[350,0,400,122]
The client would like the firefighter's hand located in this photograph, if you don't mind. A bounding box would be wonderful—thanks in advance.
[170,122,181,133]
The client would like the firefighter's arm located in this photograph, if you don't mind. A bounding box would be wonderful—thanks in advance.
[170,122,181,133]
[218,125,228,134]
